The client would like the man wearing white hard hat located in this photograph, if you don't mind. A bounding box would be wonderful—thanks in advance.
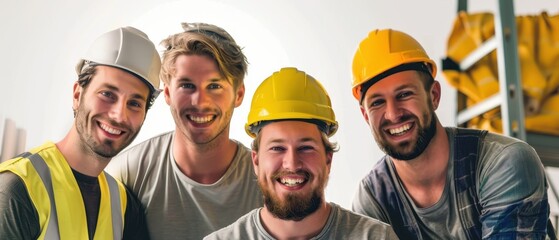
[0,26,161,239]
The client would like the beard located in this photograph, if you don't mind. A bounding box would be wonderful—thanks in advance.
[259,170,327,221]
[75,102,138,158]
[375,111,437,161]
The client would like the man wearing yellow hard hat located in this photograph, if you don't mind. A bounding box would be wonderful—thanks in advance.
[0,27,160,239]
[350,29,551,239]
[206,67,398,239]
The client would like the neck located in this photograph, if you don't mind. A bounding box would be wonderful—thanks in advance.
[260,202,331,240]
[391,123,449,207]
[56,125,108,177]
[172,131,238,184]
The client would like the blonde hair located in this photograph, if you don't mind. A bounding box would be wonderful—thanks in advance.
[160,22,248,89]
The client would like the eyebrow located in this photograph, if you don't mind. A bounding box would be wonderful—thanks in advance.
[266,137,319,145]
[104,84,147,102]
[175,76,226,83]
[366,83,418,99]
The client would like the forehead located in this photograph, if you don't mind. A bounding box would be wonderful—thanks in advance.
[173,54,221,79]
[90,66,149,94]
[260,121,322,142]
[365,70,423,95]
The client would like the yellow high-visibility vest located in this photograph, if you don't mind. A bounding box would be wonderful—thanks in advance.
[0,142,127,239]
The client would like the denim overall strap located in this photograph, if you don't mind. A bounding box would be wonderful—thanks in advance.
[454,128,486,239]
[365,157,423,240]
[367,128,486,240]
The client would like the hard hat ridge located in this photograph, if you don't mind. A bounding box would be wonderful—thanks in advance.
[245,67,338,138]
[351,29,437,103]
[76,26,162,104]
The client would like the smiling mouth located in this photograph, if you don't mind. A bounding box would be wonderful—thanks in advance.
[99,122,123,135]
[188,115,216,124]
[280,178,304,187]
[277,173,309,187]
[387,123,412,136]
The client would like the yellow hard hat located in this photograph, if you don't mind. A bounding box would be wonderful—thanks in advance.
[245,67,338,138]
[352,29,437,102]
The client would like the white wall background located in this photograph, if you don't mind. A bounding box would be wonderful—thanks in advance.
[1,0,557,212]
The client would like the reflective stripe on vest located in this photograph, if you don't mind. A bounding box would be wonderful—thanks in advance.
[28,153,61,239]
[28,153,123,240]
[105,173,123,240]
[5,144,126,240]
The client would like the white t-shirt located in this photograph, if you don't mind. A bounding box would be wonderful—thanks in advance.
[204,203,399,240]
[107,131,263,240]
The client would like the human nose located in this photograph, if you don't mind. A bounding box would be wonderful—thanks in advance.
[384,100,403,122]
[282,149,302,171]
[191,90,209,107]
[109,100,128,123]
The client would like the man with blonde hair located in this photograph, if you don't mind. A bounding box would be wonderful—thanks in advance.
[107,22,262,240]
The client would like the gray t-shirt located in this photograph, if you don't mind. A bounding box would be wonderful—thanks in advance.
[352,127,547,239]
[204,203,399,240]
[106,131,263,240]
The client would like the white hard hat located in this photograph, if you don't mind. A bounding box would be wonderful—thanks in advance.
[76,26,162,100]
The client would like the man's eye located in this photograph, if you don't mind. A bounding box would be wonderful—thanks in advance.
[371,99,384,107]
[398,91,412,98]
[208,83,222,89]
[180,83,195,89]
[270,146,285,152]
[298,146,315,152]
[101,91,114,99]
[128,101,142,108]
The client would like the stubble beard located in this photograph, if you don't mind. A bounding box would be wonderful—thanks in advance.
[174,103,234,150]
[375,111,437,161]
[75,102,137,159]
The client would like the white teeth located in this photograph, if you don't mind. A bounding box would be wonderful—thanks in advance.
[100,123,122,135]
[280,178,304,187]
[189,115,213,123]
[389,123,411,135]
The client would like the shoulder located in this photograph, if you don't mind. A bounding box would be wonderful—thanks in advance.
[0,171,30,201]
[233,140,252,160]
[117,131,174,158]
[332,203,391,227]
[203,208,262,240]
[476,132,547,204]
[107,131,174,176]
[328,203,397,239]
[479,131,541,169]
[0,171,40,238]
[447,127,541,175]
[358,156,392,193]
[229,140,254,173]
[481,131,533,152]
